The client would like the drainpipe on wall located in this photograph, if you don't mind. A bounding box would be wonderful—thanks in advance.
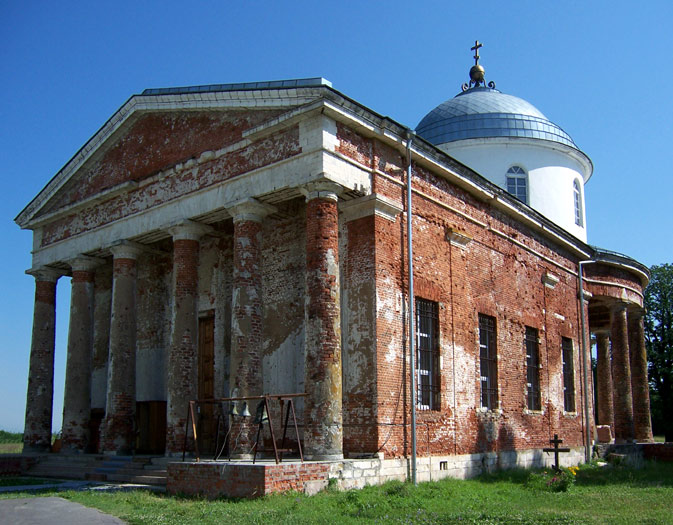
[578,259,595,463]
[406,131,417,485]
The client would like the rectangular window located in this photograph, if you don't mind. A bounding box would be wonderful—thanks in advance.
[416,298,440,410]
[562,337,576,412]
[525,326,541,411]
[478,314,498,410]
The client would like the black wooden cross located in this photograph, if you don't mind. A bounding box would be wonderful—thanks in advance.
[542,434,571,471]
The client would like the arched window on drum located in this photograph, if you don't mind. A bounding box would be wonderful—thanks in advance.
[574,179,583,226]
[506,166,527,204]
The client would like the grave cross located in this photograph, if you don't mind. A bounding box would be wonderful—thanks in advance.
[542,434,571,471]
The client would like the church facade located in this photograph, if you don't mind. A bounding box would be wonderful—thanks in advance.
[17,63,652,483]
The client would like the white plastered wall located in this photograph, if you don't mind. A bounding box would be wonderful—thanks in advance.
[439,139,589,242]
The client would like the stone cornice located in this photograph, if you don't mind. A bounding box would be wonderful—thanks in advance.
[15,87,330,229]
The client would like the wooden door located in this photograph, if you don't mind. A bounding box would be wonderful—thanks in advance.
[198,315,215,455]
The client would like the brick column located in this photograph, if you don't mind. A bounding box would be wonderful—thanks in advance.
[610,302,635,443]
[62,256,101,453]
[228,199,275,457]
[595,330,614,433]
[628,309,654,442]
[165,221,211,456]
[102,243,141,454]
[302,181,343,460]
[23,268,61,452]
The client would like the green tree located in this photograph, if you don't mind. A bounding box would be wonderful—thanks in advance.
[644,263,673,441]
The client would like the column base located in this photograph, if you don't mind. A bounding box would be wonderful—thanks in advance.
[21,444,51,454]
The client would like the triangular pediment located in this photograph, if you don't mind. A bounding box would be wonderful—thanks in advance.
[16,79,332,228]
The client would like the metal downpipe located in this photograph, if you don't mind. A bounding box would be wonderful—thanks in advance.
[578,260,595,462]
[406,131,417,485]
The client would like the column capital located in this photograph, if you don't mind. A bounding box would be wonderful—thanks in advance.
[628,307,646,320]
[26,266,64,282]
[68,255,105,272]
[299,180,343,202]
[227,198,276,224]
[110,241,144,260]
[610,301,629,314]
[168,220,213,241]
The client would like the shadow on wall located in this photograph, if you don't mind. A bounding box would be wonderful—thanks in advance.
[473,415,545,473]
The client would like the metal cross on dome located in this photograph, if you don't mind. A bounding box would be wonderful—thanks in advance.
[471,40,483,65]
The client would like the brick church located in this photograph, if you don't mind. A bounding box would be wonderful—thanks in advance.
[17,45,653,487]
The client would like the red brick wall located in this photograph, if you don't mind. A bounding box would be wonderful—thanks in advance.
[39,110,287,216]
[642,443,673,462]
[167,462,330,498]
[0,456,38,477]
[343,214,378,454]
[40,124,301,247]
[337,126,590,459]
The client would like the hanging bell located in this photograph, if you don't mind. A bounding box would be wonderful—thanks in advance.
[228,401,239,417]
[240,401,252,418]
[254,401,269,424]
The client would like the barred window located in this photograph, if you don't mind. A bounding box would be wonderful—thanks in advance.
[506,166,528,204]
[416,298,440,410]
[525,326,541,411]
[478,314,498,410]
[562,337,576,412]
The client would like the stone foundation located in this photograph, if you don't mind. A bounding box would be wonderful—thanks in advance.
[167,446,586,498]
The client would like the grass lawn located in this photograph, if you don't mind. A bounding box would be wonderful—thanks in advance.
[1,461,672,524]
[0,431,23,454]
[0,477,54,487]
[0,443,22,454]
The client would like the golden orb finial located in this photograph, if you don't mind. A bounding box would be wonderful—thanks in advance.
[462,40,496,92]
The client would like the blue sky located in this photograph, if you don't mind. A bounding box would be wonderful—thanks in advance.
[1,1,671,432]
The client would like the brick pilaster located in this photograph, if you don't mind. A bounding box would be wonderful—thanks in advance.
[302,181,343,460]
[165,221,211,456]
[23,268,61,452]
[595,330,614,434]
[102,244,141,454]
[62,256,101,453]
[227,199,275,457]
[610,302,635,443]
[628,309,654,442]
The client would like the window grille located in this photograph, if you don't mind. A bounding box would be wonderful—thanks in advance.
[562,337,576,412]
[506,166,527,204]
[416,298,440,410]
[525,326,541,411]
[478,314,498,410]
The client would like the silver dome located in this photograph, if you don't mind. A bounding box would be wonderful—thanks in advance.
[416,87,577,149]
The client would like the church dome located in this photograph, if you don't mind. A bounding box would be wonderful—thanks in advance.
[416,86,578,149]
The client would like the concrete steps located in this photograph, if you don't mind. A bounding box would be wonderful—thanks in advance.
[25,454,167,486]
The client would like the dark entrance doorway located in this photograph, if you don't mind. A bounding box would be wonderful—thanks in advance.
[198,314,216,455]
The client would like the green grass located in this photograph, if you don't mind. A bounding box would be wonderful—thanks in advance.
[0,431,22,444]
[0,477,54,487]
[0,443,23,454]
[1,462,672,524]
[0,431,23,454]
